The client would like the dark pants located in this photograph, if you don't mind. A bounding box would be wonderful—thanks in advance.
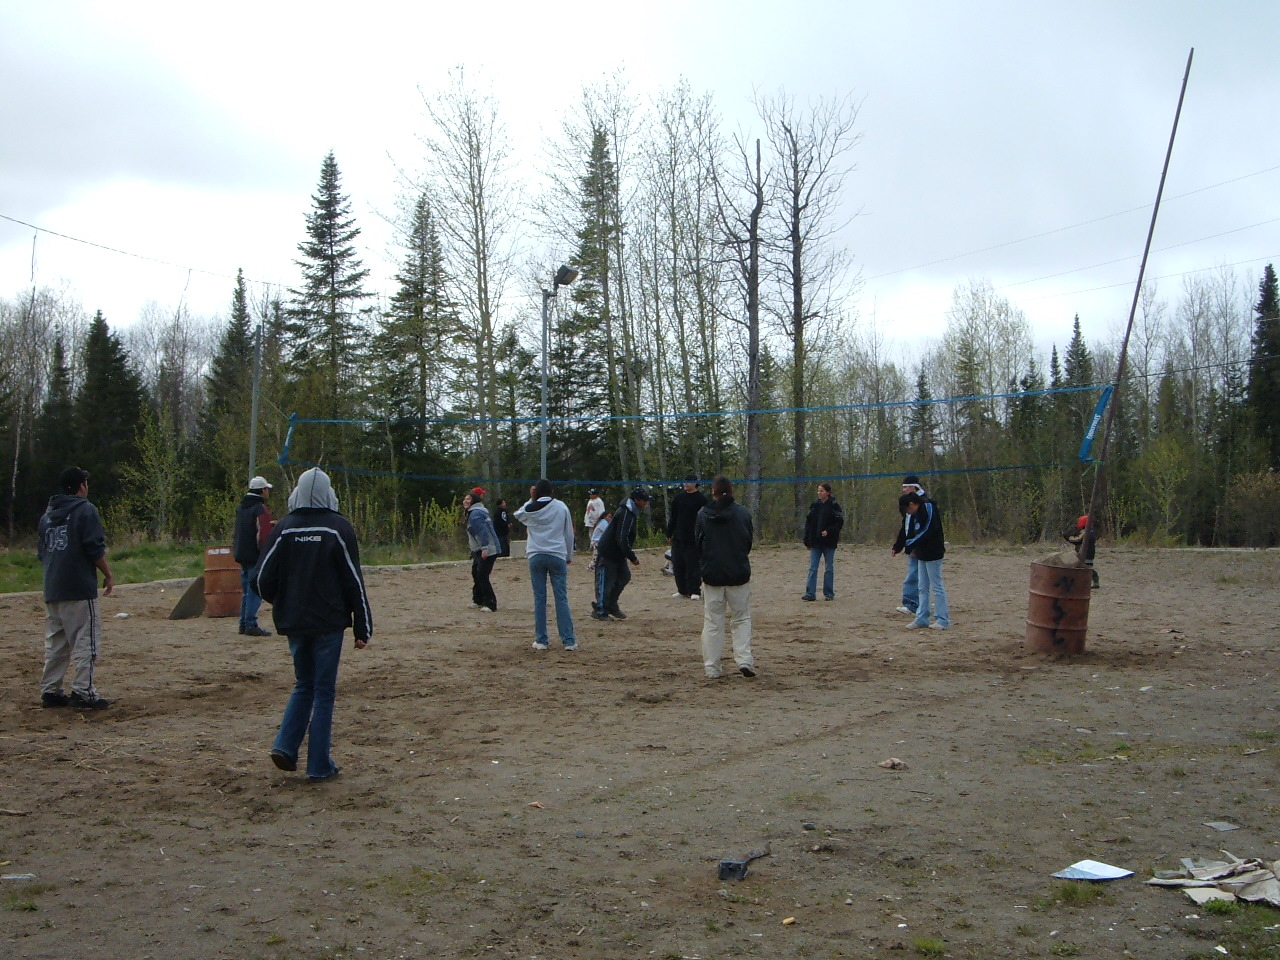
[600,555,631,614]
[671,540,702,597]
[471,551,497,610]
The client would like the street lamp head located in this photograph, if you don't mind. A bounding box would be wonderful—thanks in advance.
[554,264,580,287]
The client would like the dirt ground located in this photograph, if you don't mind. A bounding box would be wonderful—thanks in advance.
[2,543,1279,959]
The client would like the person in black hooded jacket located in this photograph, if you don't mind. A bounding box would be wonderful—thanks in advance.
[695,476,756,679]
[256,468,372,781]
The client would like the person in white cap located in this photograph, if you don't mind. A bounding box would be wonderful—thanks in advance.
[233,475,274,636]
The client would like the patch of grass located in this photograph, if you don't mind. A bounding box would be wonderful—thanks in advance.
[1049,943,1081,956]
[1204,898,1242,916]
[1015,924,1035,936]
[1033,881,1109,910]
[1169,765,1188,777]
[1246,730,1279,743]
[1186,902,1280,959]
[912,935,946,956]
[362,866,446,922]
[0,543,204,593]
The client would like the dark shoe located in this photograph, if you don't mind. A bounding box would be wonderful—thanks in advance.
[243,625,272,637]
[1091,570,1100,589]
[41,691,70,708]
[237,625,246,635]
[68,692,111,710]
[824,595,835,601]
[606,608,627,620]
[740,665,757,678]
[590,611,610,621]
[270,749,297,772]
[308,765,341,782]
[801,594,816,602]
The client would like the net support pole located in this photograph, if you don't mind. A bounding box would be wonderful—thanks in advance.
[1081,48,1193,564]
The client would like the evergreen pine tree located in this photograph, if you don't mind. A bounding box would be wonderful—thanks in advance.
[75,311,145,508]
[907,368,939,463]
[287,152,371,424]
[199,269,256,494]
[1247,264,1280,467]
[32,333,75,492]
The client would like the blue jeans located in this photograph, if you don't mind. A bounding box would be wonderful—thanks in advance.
[239,564,263,629]
[274,631,344,779]
[805,546,836,599]
[901,556,919,613]
[529,553,575,647]
[912,559,950,627]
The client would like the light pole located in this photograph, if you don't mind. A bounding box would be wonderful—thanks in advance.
[540,264,579,478]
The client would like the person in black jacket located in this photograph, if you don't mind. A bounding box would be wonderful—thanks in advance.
[232,476,274,636]
[595,486,649,620]
[492,498,512,558]
[37,466,115,710]
[695,476,755,678]
[256,468,372,781]
[666,473,708,600]
[802,481,845,601]
[901,491,950,630]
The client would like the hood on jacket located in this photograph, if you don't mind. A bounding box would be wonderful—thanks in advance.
[288,468,339,512]
[44,493,90,525]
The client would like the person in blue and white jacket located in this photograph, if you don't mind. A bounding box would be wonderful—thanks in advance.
[256,468,372,781]
[900,491,950,631]
[464,487,500,612]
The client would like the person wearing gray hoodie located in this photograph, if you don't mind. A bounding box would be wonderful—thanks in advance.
[514,478,576,651]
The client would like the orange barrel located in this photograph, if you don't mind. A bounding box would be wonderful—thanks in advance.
[203,546,241,618]
[1026,561,1092,654]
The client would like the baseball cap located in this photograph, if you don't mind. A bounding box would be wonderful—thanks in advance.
[471,486,486,498]
[248,476,272,491]
[631,486,651,501]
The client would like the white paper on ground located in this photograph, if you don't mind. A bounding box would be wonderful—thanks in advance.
[1052,859,1134,881]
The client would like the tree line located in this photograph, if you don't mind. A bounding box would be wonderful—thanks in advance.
[2,72,1278,549]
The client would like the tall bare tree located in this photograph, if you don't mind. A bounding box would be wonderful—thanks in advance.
[757,91,863,527]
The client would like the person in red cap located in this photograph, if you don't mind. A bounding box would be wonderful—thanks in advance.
[464,489,500,612]
[1063,514,1100,589]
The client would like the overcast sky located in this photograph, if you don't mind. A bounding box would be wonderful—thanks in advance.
[2,1,1277,361]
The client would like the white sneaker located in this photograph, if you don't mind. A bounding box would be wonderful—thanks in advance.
[905,621,925,630]
[928,622,949,630]
[672,592,684,598]
[895,605,912,615]
[690,593,701,600]
[532,642,549,651]
[469,603,482,609]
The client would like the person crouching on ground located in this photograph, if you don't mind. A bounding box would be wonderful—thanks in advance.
[696,475,755,679]
[514,479,577,651]
[465,487,500,612]
[900,491,950,630]
[256,468,372,781]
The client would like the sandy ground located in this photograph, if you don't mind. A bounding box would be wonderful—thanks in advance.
[2,543,1280,959]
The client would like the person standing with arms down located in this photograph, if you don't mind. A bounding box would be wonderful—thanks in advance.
[696,476,755,679]
[257,468,372,781]
[464,487,500,612]
[233,476,274,636]
[900,491,950,630]
[514,479,577,651]
[802,481,844,601]
[891,475,929,615]
[37,467,115,709]
[583,488,606,551]
[666,473,708,600]
[595,486,650,620]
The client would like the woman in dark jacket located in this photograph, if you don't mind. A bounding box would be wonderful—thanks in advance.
[802,481,844,601]
[901,491,950,630]
[695,476,755,679]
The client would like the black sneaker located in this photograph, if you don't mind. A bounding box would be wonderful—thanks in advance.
[69,692,111,710]
[270,749,297,772]
[801,594,816,602]
[243,625,272,637]
[606,608,627,620]
[740,665,757,678]
[41,691,70,708]
[590,611,610,621]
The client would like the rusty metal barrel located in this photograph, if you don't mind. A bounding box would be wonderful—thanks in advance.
[203,546,241,618]
[1026,561,1092,654]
